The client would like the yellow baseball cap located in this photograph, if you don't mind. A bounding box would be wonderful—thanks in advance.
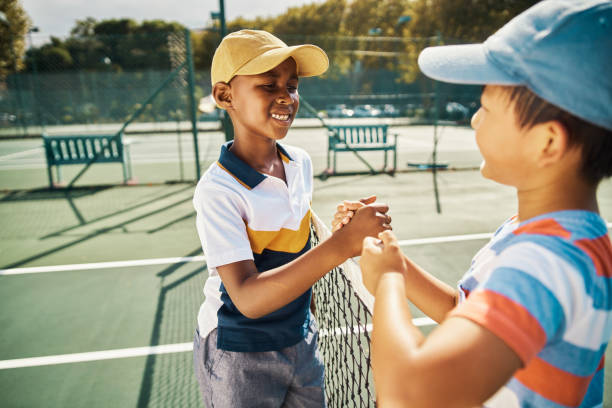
[211,29,329,86]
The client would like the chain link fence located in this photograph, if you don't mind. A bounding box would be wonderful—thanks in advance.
[0,30,480,190]
[0,29,210,188]
[286,34,481,122]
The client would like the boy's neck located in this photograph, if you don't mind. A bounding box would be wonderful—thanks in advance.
[516,175,599,222]
[229,137,287,182]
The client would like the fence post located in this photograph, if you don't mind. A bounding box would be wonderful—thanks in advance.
[185,28,201,181]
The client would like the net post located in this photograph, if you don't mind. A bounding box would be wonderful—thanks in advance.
[432,31,442,214]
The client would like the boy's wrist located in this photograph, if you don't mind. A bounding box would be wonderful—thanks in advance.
[328,227,357,260]
[377,272,407,295]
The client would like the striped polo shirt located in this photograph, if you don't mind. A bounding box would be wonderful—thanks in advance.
[450,210,612,407]
[193,141,314,352]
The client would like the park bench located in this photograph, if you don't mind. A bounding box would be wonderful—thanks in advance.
[325,124,397,177]
[42,132,134,188]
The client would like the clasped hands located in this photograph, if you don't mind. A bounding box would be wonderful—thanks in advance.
[332,196,407,295]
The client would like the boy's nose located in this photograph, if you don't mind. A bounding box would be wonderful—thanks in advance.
[275,89,294,105]
[276,95,290,105]
[471,108,483,130]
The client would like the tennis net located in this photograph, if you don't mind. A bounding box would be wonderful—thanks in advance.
[311,212,376,407]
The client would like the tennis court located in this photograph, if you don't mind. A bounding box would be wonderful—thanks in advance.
[1,125,611,407]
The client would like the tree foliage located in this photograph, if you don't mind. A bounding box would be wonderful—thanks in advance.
[25,18,186,72]
[18,0,540,79]
[192,0,539,82]
[406,0,539,42]
[0,0,30,77]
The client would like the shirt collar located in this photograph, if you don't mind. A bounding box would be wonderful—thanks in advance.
[217,141,294,189]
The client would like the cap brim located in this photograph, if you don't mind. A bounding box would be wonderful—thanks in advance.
[418,44,520,85]
[235,44,329,78]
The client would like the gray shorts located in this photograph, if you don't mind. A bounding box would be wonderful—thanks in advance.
[193,319,326,408]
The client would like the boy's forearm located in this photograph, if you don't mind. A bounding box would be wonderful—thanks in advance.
[372,271,523,408]
[401,254,458,323]
[372,272,425,406]
[233,232,351,318]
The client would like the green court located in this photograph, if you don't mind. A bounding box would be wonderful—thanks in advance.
[1,127,611,407]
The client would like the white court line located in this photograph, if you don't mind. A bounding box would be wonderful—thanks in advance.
[6,222,612,369]
[0,256,205,276]
[2,224,611,276]
[0,317,437,370]
[0,147,43,161]
[397,232,492,246]
[0,343,193,370]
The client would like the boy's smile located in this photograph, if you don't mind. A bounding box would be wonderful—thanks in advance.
[226,58,300,142]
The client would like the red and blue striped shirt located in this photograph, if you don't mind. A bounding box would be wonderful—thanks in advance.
[451,210,612,407]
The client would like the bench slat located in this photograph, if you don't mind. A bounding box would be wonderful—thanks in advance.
[42,132,133,188]
[330,125,389,147]
[326,124,397,175]
[43,134,126,165]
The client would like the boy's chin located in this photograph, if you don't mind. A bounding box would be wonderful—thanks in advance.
[479,162,497,182]
[270,129,291,140]
[480,163,516,187]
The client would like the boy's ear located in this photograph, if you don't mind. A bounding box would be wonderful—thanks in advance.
[213,82,233,109]
[532,120,572,168]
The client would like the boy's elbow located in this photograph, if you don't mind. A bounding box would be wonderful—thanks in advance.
[224,280,269,319]
[233,299,267,319]
[240,309,265,319]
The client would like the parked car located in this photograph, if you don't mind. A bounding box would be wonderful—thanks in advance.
[380,104,400,117]
[0,112,16,125]
[326,104,354,118]
[198,95,221,121]
[352,104,381,118]
[444,102,470,121]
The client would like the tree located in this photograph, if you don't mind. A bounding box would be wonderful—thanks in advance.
[406,0,539,43]
[39,44,73,70]
[268,0,346,36]
[26,18,187,72]
[70,17,97,38]
[394,0,539,82]
[0,0,30,77]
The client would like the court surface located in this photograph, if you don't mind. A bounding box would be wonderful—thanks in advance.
[1,126,611,407]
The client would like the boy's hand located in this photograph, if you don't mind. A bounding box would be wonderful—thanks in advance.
[331,195,377,232]
[336,201,391,258]
[360,231,406,295]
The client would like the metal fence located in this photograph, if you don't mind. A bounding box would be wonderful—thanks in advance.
[0,30,480,189]
[2,30,201,131]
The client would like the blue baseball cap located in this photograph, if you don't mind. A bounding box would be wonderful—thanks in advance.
[418,0,612,131]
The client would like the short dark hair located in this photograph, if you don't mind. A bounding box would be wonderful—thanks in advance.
[497,85,612,185]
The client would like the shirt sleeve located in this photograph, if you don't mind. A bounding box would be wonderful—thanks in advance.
[450,241,568,365]
[193,184,253,268]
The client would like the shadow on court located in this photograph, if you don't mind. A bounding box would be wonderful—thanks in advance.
[0,184,196,270]
[46,185,193,238]
[136,247,207,408]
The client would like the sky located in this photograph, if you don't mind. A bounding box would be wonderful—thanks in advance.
[22,0,327,41]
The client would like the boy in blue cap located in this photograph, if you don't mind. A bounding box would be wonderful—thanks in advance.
[355,1,612,406]
[192,30,391,407]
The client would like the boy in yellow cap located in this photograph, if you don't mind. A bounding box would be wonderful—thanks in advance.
[192,30,392,407]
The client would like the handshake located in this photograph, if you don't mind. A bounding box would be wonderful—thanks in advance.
[330,195,407,295]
